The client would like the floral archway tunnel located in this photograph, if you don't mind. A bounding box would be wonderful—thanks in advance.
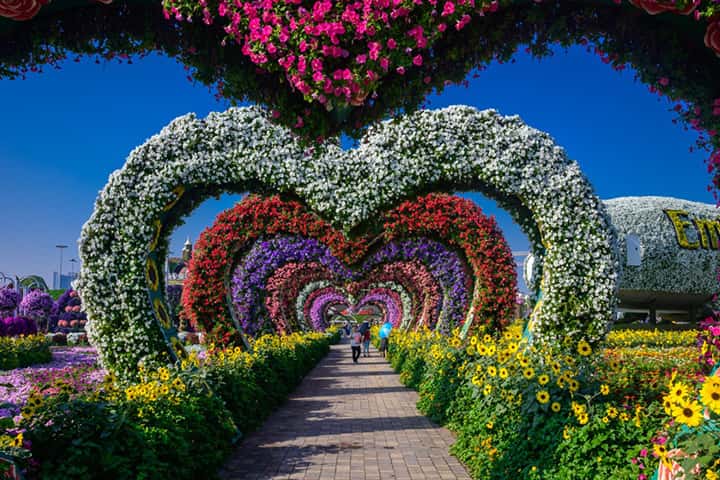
[180,193,516,343]
[78,105,618,379]
[2,0,720,190]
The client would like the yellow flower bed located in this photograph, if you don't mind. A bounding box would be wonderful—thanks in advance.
[606,328,697,348]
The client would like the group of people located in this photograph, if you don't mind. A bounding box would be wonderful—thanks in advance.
[343,319,392,363]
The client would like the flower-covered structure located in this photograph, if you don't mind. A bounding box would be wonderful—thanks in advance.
[51,289,88,332]
[78,105,615,378]
[0,287,20,317]
[2,0,720,189]
[19,290,53,320]
[227,234,472,336]
[186,194,513,342]
[605,196,720,310]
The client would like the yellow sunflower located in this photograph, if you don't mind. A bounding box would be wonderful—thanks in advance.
[499,368,509,379]
[577,340,592,356]
[667,382,691,403]
[536,390,550,404]
[700,378,720,414]
[600,384,610,395]
[538,374,550,386]
[663,398,675,415]
[551,402,561,413]
[653,443,672,468]
[672,399,704,428]
[523,367,535,380]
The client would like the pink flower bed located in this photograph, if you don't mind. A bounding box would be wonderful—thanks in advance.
[0,347,104,420]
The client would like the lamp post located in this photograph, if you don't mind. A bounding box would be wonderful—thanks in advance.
[55,245,68,289]
[69,258,77,275]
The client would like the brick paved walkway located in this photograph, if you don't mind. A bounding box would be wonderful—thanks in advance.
[219,340,472,480]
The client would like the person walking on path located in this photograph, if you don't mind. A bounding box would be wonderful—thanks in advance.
[362,327,371,357]
[350,326,362,363]
[378,320,392,358]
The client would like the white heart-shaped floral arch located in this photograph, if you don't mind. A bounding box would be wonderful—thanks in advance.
[78,105,619,378]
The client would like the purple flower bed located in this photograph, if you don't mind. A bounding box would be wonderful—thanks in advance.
[0,316,37,337]
[0,346,103,420]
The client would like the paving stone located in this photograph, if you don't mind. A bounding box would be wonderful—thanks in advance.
[218,342,471,480]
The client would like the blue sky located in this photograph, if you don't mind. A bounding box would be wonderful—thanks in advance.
[0,46,711,291]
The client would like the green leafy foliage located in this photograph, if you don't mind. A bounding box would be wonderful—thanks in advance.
[0,335,51,370]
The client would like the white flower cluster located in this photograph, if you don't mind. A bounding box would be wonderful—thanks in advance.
[605,196,720,296]
[79,105,617,377]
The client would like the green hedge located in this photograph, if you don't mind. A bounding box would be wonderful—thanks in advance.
[15,329,340,480]
[0,335,52,370]
[383,326,689,479]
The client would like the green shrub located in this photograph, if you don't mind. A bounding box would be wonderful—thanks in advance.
[385,325,687,479]
[15,329,340,480]
[0,335,51,370]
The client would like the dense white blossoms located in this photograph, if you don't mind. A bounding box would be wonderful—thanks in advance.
[79,105,617,377]
[605,196,720,296]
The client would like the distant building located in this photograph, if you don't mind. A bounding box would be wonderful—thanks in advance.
[53,272,78,290]
[167,237,193,285]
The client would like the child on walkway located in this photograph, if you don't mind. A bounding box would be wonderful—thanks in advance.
[350,326,362,363]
